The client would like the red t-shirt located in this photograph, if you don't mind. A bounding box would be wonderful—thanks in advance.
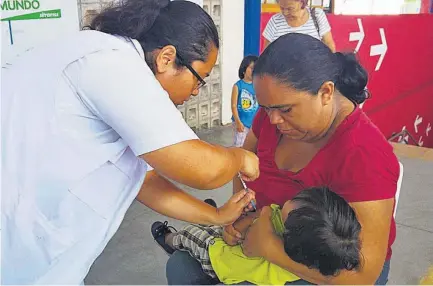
[247,107,399,260]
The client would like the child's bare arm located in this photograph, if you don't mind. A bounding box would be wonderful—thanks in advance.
[232,211,261,237]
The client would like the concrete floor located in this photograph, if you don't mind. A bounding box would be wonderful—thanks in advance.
[85,126,433,285]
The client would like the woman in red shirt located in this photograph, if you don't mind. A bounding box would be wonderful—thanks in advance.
[166,33,399,285]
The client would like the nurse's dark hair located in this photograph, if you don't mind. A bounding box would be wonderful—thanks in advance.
[88,0,219,72]
[238,55,258,79]
[283,186,362,276]
[253,33,370,104]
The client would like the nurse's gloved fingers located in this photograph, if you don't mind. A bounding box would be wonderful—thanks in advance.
[227,189,248,203]
[244,188,256,200]
[244,201,257,213]
[241,188,256,213]
[234,191,255,209]
[216,190,253,225]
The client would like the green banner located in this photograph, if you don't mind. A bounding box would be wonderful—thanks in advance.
[1,9,61,21]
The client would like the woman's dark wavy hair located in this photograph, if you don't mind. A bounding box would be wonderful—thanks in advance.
[88,0,219,73]
[283,186,362,276]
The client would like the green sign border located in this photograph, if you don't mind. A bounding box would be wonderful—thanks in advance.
[1,9,61,21]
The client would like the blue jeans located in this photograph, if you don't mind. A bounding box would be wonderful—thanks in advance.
[166,251,391,285]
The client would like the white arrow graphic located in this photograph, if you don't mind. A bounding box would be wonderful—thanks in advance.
[370,28,387,71]
[349,19,365,53]
[426,123,432,137]
[418,136,424,147]
[414,115,423,133]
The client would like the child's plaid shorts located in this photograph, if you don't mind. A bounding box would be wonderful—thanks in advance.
[172,224,223,278]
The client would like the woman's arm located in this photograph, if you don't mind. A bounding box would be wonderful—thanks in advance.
[142,140,259,190]
[137,170,255,226]
[262,15,275,51]
[243,199,394,285]
[315,9,335,52]
[322,31,336,52]
[67,48,260,191]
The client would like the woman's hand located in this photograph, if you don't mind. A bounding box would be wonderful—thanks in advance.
[215,190,255,226]
[242,206,277,258]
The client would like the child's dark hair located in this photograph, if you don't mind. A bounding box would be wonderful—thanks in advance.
[254,33,370,105]
[283,186,362,276]
[88,0,219,73]
[238,55,258,79]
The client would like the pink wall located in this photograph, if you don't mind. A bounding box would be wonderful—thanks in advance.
[420,0,432,13]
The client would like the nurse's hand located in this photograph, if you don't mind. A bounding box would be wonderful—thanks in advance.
[237,149,260,182]
[215,189,255,226]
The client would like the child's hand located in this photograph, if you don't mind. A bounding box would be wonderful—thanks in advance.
[222,224,242,246]
[215,190,255,226]
[242,206,275,258]
[236,121,245,132]
[222,211,260,246]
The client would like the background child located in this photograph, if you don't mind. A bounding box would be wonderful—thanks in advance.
[231,55,259,147]
[151,186,362,285]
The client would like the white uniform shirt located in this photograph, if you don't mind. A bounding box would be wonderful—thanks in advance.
[1,31,197,284]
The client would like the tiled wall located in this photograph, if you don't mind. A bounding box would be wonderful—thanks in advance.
[181,0,222,130]
[77,0,223,131]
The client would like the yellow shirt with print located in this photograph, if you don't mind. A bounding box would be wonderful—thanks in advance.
[209,204,300,285]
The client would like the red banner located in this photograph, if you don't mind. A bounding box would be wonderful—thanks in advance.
[260,13,433,148]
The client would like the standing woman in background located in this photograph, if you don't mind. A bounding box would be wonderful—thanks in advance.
[263,0,336,51]
[231,55,259,147]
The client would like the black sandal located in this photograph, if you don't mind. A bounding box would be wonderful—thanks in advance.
[151,221,177,255]
[204,198,217,208]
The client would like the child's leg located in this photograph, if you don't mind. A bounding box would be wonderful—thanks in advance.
[152,221,223,279]
[167,224,223,278]
[164,233,176,249]
[233,123,250,147]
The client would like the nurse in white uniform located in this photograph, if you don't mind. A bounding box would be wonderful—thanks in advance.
[1,0,259,284]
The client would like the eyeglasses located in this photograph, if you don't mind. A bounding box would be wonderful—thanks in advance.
[134,41,207,90]
[176,53,207,90]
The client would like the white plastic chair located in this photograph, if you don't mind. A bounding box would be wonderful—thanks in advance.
[394,162,404,218]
